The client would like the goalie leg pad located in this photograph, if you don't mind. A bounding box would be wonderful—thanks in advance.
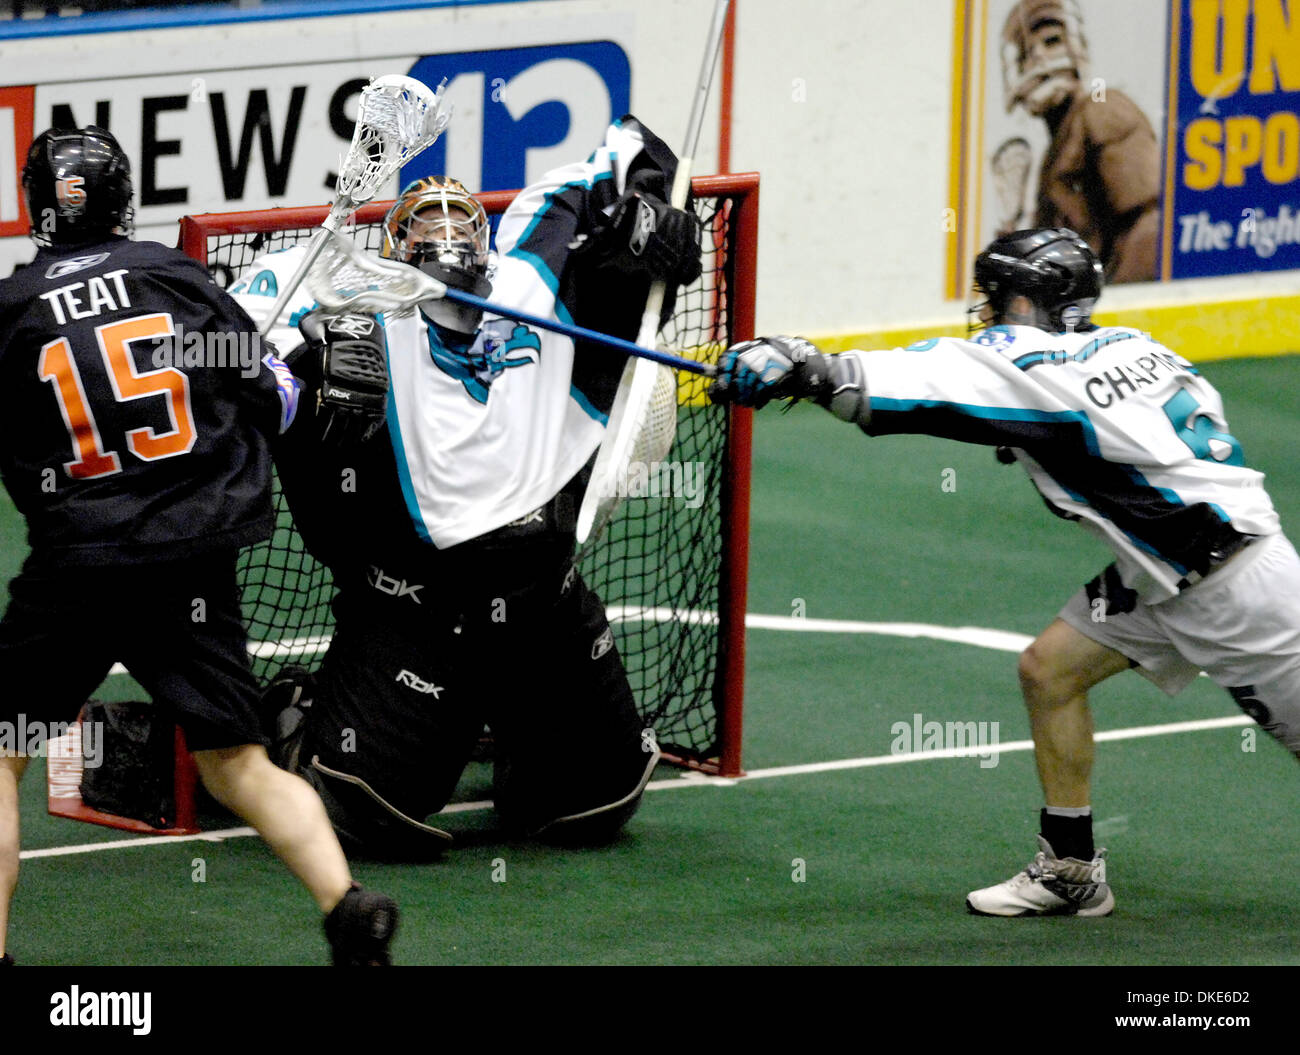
[487,566,658,841]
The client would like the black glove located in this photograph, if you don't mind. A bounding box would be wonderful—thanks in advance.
[293,311,389,445]
[595,190,703,289]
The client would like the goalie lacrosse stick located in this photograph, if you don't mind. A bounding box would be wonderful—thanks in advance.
[306,230,715,375]
[575,0,733,544]
[257,74,451,337]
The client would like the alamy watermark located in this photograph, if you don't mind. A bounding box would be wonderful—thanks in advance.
[890,711,1000,768]
[151,322,263,378]
[602,459,706,509]
[1,715,103,769]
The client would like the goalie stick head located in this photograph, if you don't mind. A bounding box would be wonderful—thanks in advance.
[23,126,134,246]
[381,176,493,335]
[971,227,1103,334]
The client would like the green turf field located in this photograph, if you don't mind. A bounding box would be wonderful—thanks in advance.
[4,355,1299,966]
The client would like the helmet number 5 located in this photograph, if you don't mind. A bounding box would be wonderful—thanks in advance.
[1161,389,1243,466]
[38,312,196,479]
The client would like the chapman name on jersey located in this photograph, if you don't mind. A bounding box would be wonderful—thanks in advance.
[232,120,659,549]
[850,325,1279,602]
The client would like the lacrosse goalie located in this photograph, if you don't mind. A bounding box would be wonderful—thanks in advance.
[231,116,702,858]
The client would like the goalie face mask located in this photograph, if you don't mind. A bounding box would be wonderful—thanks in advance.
[383,176,493,336]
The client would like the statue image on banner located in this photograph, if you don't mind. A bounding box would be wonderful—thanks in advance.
[993,0,1161,283]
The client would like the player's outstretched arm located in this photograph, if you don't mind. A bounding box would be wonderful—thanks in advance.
[709,336,869,425]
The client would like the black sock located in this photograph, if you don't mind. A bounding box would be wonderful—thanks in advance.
[1040,808,1094,861]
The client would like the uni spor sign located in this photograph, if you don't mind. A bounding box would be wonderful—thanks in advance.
[1165,0,1300,278]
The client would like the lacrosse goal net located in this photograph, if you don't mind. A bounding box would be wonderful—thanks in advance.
[178,173,757,776]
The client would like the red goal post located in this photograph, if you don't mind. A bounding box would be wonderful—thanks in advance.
[177,172,758,777]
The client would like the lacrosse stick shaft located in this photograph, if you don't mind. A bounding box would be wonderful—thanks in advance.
[635,0,730,347]
[574,0,730,545]
[441,287,715,376]
[258,224,333,338]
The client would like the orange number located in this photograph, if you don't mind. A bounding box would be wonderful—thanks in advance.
[99,314,195,461]
[38,312,196,479]
[38,337,121,479]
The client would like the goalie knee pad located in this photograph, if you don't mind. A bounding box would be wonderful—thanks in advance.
[302,755,453,861]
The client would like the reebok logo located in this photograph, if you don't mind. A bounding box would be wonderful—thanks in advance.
[328,315,375,339]
[395,670,443,697]
[505,508,545,528]
[45,252,110,279]
[368,565,423,604]
[630,196,655,255]
[591,627,614,660]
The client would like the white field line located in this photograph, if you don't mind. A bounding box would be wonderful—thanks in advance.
[21,715,1250,861]
[105,611,1030,677]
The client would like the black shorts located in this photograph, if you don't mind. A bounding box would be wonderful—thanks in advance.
[0,551,268,752]
[300,539,651,838]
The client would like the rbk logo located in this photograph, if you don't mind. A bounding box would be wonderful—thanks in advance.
[368,565,423,604]
[395,670,443,697]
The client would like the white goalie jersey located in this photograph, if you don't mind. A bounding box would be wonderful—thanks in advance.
[849,325,1281,602]
[231,119,665,548]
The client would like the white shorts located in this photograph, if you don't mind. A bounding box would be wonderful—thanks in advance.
[1059,532,1300,755]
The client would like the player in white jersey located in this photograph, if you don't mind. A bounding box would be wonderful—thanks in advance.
[232,118,701,857]
[709,227,1300,917]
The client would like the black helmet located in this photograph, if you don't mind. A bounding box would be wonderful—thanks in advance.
[22,126,134,247]
[972,227,1103,332]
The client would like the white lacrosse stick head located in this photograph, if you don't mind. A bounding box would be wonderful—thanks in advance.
[332,75,452,222]
[307,230,447,317]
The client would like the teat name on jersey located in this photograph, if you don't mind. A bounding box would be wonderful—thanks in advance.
[39,268,130,325]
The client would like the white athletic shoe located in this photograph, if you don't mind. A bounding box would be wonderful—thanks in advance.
[966,835,1114,917]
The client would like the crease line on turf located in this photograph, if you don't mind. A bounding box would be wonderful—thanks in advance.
[20,716,1251,860]
[101,614,1039,675]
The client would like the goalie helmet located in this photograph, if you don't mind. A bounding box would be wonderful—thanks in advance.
[381,176,492,335]
[22,126,134,247]
[1001,0,1089,116]
[971,227,1103,333]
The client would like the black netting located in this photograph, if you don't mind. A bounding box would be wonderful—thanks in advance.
[208,191,739,766]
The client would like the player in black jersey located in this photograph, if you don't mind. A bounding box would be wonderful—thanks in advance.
[0,126,397,966]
